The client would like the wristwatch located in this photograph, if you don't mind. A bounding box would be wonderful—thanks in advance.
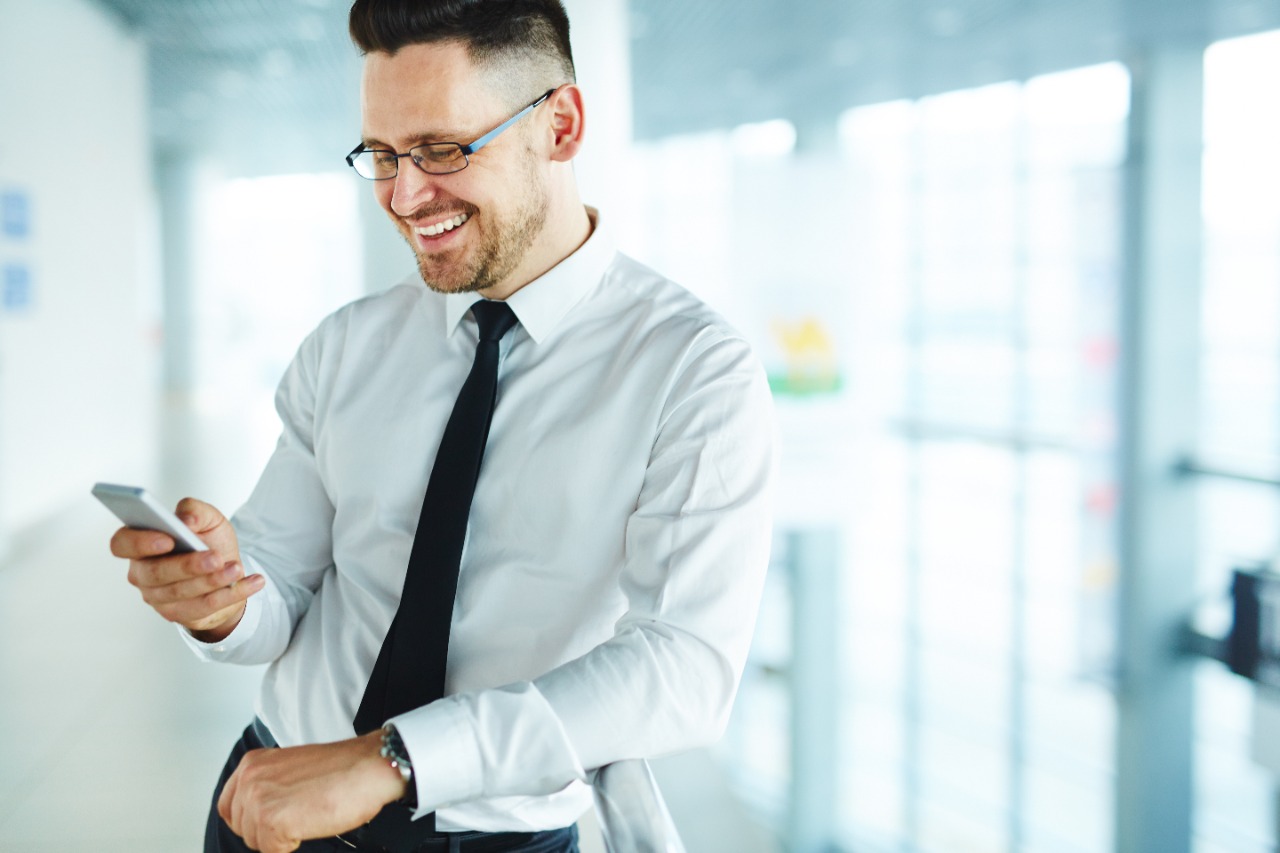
[379,724,417,807]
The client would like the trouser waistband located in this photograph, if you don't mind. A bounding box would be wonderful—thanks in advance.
[251,716,278,748]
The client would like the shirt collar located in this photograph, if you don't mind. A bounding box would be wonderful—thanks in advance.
[443,207,614,344]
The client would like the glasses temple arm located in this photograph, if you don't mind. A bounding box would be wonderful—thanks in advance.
[463,89,556,156]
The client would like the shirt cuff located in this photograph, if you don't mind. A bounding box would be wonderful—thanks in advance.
[179,554,267,659]
[388,697,483,819]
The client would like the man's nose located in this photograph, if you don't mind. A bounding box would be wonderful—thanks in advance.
[388,162,440,218]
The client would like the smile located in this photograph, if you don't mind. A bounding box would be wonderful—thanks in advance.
[414,213,469,238]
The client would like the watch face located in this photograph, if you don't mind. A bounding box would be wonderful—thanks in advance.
[379,726,416,807]
[380,727,412,773]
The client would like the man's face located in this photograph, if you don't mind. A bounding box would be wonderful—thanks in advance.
[360,42,549,295]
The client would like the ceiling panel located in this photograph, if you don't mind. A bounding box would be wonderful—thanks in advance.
[97,0,361,175]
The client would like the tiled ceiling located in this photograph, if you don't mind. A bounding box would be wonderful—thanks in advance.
[626,0,1279,140]
[94,0,1280,175]
[96,0,361,175]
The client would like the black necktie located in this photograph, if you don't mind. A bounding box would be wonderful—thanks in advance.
[354,300,519,735]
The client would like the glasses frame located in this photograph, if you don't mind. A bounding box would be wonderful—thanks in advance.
[346,88,557,180]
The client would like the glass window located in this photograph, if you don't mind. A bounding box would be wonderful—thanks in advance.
[621,61,1131,853]
[1194,28,1280,853]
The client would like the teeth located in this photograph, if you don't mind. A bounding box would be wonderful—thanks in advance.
[416,213,468,237]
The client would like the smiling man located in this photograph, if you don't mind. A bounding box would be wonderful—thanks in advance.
[109,2,775,852]
[357,31,584,298]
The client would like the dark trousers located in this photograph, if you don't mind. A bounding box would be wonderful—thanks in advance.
[206,724,579,853]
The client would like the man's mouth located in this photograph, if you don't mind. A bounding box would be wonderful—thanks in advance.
[413,213,470,238]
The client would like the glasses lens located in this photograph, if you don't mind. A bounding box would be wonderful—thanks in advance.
[411,143,467,174]
[351,150,397,180]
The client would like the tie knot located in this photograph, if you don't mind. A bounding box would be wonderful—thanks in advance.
[471,300,518,343]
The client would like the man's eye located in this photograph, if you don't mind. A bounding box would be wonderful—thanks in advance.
[416,146,462,164]
[371,151,398,168]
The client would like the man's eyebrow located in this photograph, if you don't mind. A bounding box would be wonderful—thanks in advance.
[360,128,471,149]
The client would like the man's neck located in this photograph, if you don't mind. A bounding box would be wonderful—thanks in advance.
[478,200,593,301]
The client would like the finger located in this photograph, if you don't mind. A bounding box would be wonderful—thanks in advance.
[257,823,301,853]
[218,762,240,826]
[110,526,181,560]
[153,574,265,628]
[237,808,260,853]
[224,756,260,847]
[254,801,302,853]
[233,795,257,852]
[230,757,270,853]
[265,835,302,853]
[185,602,245,635]
[128,550,223,589]
[142,561,244,606]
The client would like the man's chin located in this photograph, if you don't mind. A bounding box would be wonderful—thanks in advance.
[415,257,484,295]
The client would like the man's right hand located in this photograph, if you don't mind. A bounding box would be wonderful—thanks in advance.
[109,497,265,643]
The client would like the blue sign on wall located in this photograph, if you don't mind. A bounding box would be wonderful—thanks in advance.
[3,263,33,310]
[2,190,32,240]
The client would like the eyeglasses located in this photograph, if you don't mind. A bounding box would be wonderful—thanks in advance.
[346,89,556,180]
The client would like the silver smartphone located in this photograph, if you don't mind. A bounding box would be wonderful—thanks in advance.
[91,482,210,554]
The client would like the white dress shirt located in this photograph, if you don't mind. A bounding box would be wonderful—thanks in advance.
[185,212,776,832]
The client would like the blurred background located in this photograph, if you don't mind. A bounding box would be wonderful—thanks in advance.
[2,0,1279,850]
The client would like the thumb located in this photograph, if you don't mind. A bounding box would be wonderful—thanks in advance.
[174,497,240,561]
[174,497,227,535]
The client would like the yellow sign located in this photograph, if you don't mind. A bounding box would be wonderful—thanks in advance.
[768,316,843,396]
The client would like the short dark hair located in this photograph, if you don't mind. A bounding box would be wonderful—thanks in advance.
[349,0,576,90]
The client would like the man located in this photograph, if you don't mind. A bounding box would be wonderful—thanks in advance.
[110,1,775,851]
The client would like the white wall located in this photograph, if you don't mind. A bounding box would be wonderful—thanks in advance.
[0,0,158,540]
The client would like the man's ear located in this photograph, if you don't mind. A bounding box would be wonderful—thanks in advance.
[546,84,585,162]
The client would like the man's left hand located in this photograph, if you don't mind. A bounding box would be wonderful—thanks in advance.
[218,730,408,853]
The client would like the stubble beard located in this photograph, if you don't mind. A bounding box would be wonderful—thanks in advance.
[407,157,550,295]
